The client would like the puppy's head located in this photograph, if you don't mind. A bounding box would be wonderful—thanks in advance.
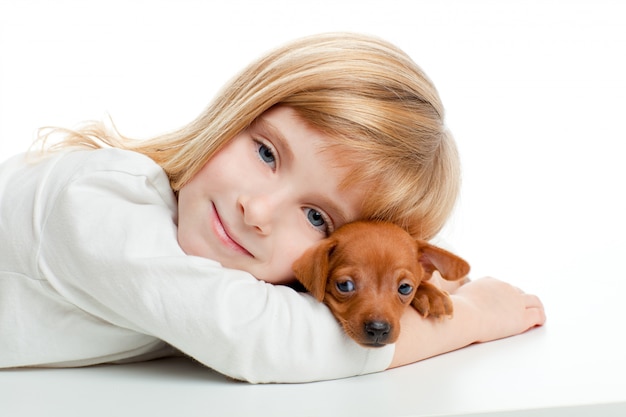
[292,221,469,347]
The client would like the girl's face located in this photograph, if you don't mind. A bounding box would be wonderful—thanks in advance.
[176,106,364,284]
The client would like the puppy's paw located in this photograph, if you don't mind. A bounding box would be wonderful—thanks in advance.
[411,281,454,319]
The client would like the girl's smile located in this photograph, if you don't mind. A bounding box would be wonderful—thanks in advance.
[176,106,364,284]
[210,203,253,257]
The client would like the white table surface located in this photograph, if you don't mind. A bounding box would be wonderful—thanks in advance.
[1,1,625,416]
[2,276,625,417]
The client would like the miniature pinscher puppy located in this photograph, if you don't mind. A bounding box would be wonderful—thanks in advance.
[292,220,470,347]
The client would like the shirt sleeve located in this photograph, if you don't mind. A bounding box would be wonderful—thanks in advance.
[36,149,394,383]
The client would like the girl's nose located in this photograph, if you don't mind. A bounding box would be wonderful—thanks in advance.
[237,193,278,235]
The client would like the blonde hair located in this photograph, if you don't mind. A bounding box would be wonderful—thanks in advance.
[38,33,460,240]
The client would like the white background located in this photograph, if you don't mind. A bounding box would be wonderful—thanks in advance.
[1,1,625,416]
[2,0,624,284]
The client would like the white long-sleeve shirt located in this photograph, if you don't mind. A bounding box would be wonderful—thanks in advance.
[0,148,394,383]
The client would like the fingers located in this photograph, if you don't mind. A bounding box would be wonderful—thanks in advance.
[524,293,543,309]
[523,293,547,327]
[495,280,547,329]
[511,285,546,322]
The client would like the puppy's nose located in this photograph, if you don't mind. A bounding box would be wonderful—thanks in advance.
[364,320,391,343]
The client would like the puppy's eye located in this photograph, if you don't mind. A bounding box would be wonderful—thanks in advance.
[336,280,355,293]
[398,283,413,295]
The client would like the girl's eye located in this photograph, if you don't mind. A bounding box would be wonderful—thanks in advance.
[398,283,413,296]
[304,207,333,234]
[336,280,355,293]
[256,141,276,169]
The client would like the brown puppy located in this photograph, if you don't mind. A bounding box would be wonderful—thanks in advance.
[292,220,470,347]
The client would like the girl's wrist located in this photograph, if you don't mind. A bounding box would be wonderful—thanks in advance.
[449,293,483,344]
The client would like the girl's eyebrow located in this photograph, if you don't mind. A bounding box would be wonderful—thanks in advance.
[254,116,294,163]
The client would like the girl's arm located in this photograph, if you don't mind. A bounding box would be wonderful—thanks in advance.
[33,149,393,383]
[390,277,546,368]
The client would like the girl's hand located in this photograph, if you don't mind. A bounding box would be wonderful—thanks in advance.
[390,276,546,368]
[452,277,546,343]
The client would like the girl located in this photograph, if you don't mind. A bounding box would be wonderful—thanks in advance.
[0,33,545,383]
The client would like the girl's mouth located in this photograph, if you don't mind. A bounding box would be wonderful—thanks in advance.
[211,204,253,257]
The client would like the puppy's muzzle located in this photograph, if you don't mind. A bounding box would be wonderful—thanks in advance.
[363,320,392,346]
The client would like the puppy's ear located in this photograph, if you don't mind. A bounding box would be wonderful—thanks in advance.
[416,241,470,281]
[292,238,337,301]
